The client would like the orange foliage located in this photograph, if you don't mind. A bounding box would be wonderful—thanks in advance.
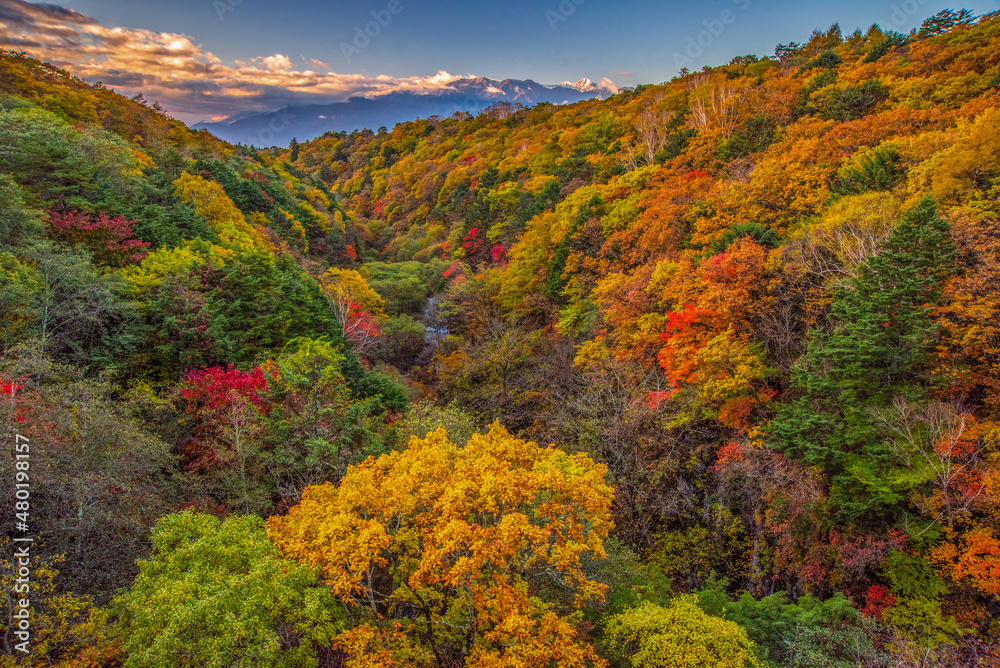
[267,424,613,667]
[932,526,1000,598]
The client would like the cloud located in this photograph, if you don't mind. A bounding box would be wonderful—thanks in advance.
[0,0,94,29]
[597,77,619,94]
[0,0,466,123]
[607,71,634,77]
[306,57,330,70]
[254,54,292,71]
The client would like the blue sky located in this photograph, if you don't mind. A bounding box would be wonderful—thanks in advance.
[3,0,994,121]
[63,0,984,80]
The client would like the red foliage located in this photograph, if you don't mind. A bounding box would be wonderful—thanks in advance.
[345,302,381,342]
[1,382,23,395]
[645,390,672,410]
[1,375,29,426]
[714,442,745,470]
[491,243,505,263]
[346,244,358,261]
[373,198,386,217]
[47,210,150,265]
[861,584,897,621]
[178,365,274,472]
[462,227,484,257]
[702,251,738,284]
[684,170,711,180]
[180,365,271,414]
[661,303,713,341]
[443,261,462,278]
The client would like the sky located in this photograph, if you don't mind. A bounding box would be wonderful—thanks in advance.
[2,0,995,123]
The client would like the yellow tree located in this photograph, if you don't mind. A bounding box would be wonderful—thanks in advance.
[603,596,763,668]
[173,172,273,254]
[267,424,613,668]
[319,268,385,356]
[0,542,116,666]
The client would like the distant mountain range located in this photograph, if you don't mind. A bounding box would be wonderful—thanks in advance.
[193,77,618,146]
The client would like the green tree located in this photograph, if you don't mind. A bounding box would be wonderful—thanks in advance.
[603,597,763,668]
[770,194,957,520]
[261,337,394,501]
[375,314,427,370]
[0,252,43,352]
[696,577,878,666]
[0,105,142,211]
[116,511,342,668]
[26,242,142,369]
[0,173,42,246]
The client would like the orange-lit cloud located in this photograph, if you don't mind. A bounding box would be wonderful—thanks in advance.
[0,0,466,122]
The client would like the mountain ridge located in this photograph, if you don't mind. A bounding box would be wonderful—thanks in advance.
[194,75,618,146]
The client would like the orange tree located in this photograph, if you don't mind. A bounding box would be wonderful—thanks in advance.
[267,424,614,668]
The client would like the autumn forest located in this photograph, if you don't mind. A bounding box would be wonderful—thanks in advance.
[2,7,1000,667]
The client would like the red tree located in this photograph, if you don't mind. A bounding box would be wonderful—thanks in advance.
[47,210,150,266]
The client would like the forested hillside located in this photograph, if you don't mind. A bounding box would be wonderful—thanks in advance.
[2,8,1000,667]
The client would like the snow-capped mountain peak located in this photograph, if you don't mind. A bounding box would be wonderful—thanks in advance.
[560,77,596,91]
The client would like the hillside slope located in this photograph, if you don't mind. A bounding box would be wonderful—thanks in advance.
[1,8,1000,666]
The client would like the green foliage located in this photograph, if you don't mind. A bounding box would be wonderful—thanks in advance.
[883,551,947,600]
[375,314,427,370]
[116,511,342,667]
[770,195,956,519]
[0,105,142,211]
[833,144,906,194]
[112,166,220,249]
[918,8,977,37]
[801,50,843,71]
[365,260,449,317]
[717,115,777,159]
[603,597,763,667]
[816,79,890,121]
[696,577,867,665]
[341,353,409,412]
[24,242,142,369]
[138,251,347,377]
[863,31,909,63]
[882,597,966,648]
[708,222,781,255]
[0,251,43,350]
[783,618,884,668]
[0,173,43,246]
[257,337,351,500]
